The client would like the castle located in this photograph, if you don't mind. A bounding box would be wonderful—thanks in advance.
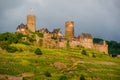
[16,15,108,54]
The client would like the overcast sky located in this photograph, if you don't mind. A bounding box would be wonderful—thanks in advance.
[0,0,120,41]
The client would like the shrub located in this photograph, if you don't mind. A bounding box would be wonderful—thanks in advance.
[18,48,23,52]
[6,46,17,53]
[80,74,85,80]
[35,48,42,55]
[36,32,43,37]
[66,40,70,49]
[39,39,43,47]
[92,53,96,58]
[0,32,18,44]
[0,41,9,50]
[81,50,87,55]
[21,41,30,45]
[51,35,57,40]
[59,75,68,80]
[16,33,24,39]
[45,71,51,77]
[29,37,35,42]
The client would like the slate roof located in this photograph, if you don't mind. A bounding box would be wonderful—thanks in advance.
[17,23,27,29]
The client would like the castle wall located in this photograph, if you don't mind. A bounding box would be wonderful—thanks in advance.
[80,38,93,49]
[58,41,67,48]
[41,37,67,48]
[78,37,108,54]
[94,42,108,54]
[44,33,53,39]
[65,21,74,39]
[16,28,27,35]
[42,39,58,48]
[69,41,80,48]
[27,15,36,32]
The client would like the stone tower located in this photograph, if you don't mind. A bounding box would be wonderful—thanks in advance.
[27,15,36,32]
[65,21,74,38]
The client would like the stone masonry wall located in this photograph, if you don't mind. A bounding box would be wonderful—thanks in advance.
[80,38,93,49]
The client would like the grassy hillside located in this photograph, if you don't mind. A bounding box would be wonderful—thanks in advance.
[0,44,120,80]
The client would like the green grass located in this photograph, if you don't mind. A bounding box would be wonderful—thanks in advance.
[0,46,120,80]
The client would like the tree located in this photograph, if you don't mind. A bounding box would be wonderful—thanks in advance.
[0,32,18,44]
[80,74,85,80]
[35,48,42,55]
[81,50,87,55]
[16,33,24,39]
[6,46,17,53]
[107,40,120,54]
[36,32,43,37]
[93,38,103,44]
[0,41,9,50]
[45,71,51,77]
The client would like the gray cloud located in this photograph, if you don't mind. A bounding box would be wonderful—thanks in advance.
[0,0,120,41]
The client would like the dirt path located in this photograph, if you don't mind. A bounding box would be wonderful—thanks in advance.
[61,60,117,73]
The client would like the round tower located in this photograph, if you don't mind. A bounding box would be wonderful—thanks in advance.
[65,21,74,39]
[27,15,36,32]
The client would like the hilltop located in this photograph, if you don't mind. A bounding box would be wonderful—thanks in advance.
[0,43,120,80]
[0,32,120,80]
